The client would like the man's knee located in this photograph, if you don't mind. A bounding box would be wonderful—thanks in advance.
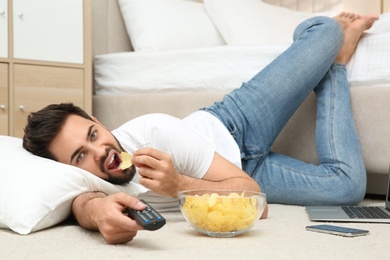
[293,16,343,50]
[332,179,366,205]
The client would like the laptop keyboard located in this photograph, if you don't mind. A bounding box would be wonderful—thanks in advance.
[342,206,390,219]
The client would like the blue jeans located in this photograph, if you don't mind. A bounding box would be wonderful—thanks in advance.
[203,16,366,206]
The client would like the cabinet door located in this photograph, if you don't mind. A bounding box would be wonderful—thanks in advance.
[0,63,8,135]
[13,0,83,64]
[13,64,84,137]
[0,0,7,58]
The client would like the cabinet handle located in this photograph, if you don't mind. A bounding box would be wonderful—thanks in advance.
[19,105,24,111]
[0,105,5,110]
[18,13,23,18]
[0,10,5,15]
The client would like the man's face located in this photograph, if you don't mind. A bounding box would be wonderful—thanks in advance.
[49,115,136,184]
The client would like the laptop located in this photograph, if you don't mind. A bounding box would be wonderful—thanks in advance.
[305,169,390,223]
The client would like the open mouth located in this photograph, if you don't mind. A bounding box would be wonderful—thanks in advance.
[106,151,122,171]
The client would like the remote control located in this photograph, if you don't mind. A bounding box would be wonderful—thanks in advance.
[126,200,166,231]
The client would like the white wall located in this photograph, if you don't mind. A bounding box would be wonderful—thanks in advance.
[343,0,382,14]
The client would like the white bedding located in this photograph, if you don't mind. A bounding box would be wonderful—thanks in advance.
[94,44,290,94]
[347,14,390,87]
[94,14,390,94]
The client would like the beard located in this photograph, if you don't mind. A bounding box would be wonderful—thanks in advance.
[106,164,136,185]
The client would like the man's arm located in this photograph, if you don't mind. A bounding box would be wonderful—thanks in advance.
[72,192,146,244]
[133,149,268,218]
[185,152,260,191]
[179,153,268,219]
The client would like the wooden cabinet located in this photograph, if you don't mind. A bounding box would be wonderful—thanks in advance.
[0,63,8,135]
[13,64,85,137]
[2,0,91,137]
[0,0,7,58]
[13,0,83,63]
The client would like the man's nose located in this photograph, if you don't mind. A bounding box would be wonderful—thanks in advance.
[88,145,106,161]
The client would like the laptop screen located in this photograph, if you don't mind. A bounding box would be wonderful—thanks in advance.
[387,173,390,202]
[387,167,390,208]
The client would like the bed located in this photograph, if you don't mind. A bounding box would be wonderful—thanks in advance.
[92,0,390,195]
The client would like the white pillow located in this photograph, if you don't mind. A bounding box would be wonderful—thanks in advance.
[0,136,147,235]
[204,0,330,45]
[118,0,225,52]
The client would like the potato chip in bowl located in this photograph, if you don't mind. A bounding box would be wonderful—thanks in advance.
[178,190,266,237]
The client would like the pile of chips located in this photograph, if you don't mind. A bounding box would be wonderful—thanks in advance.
[181,192,259,232]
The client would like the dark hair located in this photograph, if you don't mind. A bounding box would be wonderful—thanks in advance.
[23,103,93,160]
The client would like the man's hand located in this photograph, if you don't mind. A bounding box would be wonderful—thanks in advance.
[72,192,146,244]
[133,148,182,198]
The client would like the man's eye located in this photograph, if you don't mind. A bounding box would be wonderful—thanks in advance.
[91,131,97,141]
[77,152,85,163]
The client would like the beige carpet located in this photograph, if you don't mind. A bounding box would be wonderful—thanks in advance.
[1,199,389,260]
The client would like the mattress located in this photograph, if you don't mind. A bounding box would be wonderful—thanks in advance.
[94,14,390,95]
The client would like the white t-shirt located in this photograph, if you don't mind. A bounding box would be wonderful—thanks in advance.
[112,111,240,211]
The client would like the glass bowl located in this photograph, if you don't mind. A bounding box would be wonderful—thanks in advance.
[178,190,266,238]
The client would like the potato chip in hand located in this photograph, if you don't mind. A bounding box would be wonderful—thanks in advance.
[119,152,133,170]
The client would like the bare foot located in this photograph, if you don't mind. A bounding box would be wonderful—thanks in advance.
[335,13,379,64]
[334,12,360,30]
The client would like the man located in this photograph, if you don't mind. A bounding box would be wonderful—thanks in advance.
[23,13,378,244]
